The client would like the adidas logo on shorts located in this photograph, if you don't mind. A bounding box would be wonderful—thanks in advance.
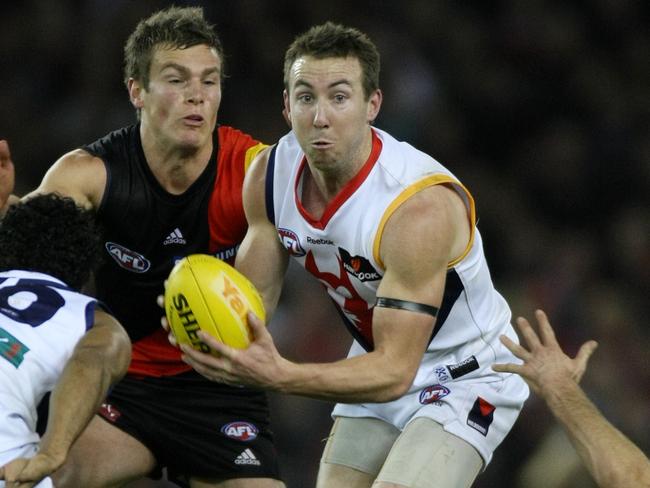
[235,448,261,466]
[163,228,186,245]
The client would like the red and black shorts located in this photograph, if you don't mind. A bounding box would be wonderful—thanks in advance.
[99,370,282,483]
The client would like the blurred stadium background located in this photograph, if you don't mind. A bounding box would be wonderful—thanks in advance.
[1,1,648,487]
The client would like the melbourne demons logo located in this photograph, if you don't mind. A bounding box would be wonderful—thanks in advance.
[305,251,374,346]
[105,242,151,273]
[278,228,306,257]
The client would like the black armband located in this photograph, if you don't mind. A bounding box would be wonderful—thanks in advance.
[374,297,439,318]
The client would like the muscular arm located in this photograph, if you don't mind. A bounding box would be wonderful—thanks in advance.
[1,138,105,213]
[0,310,131,486]
[235,146,289,318]
[493,310,650,488]
[184,183,471,403]
[25,149,106,210]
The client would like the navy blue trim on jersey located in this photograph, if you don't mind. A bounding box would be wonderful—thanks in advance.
[84,301,97,331]
[333,302,374,352]
[375,297,439,317]
[265,144,277,224]
[429,269,464,343]
[2,277,75,292]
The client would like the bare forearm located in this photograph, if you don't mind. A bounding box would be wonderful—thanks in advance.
[543,381,650,488]
[277,351,411,403]
[39,351,124,463]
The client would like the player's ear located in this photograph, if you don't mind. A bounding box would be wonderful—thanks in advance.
[128,78,145,110]
[282,90,292,129]
[366,89,382,124]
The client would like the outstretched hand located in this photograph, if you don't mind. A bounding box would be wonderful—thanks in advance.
[0,452,61,488]
[493,309,598,397]
[179,311,289,391]
[0,140,16,211]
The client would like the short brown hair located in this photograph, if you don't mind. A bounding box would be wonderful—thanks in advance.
[123,6,223,89]
[283,22,380,100]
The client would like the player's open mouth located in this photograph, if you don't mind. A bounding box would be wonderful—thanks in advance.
[184,115,204,126]
[312,140,333,149]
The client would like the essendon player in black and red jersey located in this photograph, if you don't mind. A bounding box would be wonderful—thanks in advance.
[0,6,284,488]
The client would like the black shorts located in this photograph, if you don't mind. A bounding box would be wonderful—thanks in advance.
[98,370,282,481]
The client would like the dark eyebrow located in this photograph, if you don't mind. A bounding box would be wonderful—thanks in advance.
[159,62,220,77]
[293,79,352,90]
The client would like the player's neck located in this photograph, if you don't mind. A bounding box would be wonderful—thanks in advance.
[141,133,212,195]
[301,130,373,217]
[307,129,372,198]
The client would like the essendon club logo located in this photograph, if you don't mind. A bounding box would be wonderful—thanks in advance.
[278,228,306,257]
[467,396,495,436]
[339,248,381,282]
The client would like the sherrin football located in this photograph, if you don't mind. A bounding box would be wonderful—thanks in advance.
[164,254,266,353]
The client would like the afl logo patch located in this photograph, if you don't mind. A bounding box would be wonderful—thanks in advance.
[419,384,450,404]
[278,228,306,257]
[105,242,151,273]
[221,421,259,442]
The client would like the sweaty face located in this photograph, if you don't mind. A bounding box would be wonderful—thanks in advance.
[284,56,381,175]
[135,44,222,151]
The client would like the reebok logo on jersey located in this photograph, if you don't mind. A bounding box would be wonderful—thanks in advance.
[306,236,334,245]
[467,396,495,436]
[105,242,151,273]
[235,448,261,466]
[163,228,187,245]
[339,248,381,282]
[447,356,479,379]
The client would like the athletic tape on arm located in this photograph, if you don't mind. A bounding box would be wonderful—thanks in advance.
[375,297,439,318]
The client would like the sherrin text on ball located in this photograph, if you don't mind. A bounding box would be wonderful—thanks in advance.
[164,254,266,353]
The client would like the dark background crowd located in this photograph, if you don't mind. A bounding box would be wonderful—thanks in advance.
[1,1,648,487]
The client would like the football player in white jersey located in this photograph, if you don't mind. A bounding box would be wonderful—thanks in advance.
[174,23,528,488]
[0,194,130,488]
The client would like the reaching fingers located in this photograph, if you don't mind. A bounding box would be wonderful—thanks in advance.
[534,309,559,347]
[514,315,542,350]
[573,340,598,383]
[499,334,531,361]
[492,361,524,375]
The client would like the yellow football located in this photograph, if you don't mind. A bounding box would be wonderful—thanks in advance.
[164,254,265,353]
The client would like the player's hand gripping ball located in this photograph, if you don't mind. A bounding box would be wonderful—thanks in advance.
[164,254,266,353]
